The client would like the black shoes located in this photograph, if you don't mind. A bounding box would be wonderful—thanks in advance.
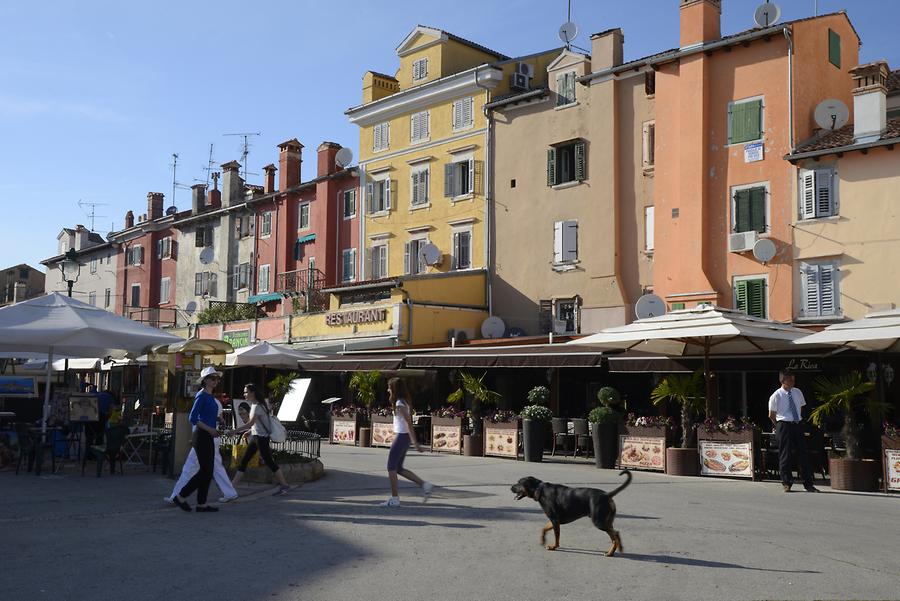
[804,485,820,493]
[172,496,192,512]
[196,505,219,512]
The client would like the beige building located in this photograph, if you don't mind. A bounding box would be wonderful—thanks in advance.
[788,61,900,321]
[0,264,45,306]
[488,29,655,335]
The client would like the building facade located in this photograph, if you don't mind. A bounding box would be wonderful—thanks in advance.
[0,264,45,306]
[42,225,118,311]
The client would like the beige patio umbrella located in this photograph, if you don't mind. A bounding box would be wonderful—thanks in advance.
[795,308,900,352]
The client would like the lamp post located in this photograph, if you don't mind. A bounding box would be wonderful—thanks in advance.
[59,248,81,298]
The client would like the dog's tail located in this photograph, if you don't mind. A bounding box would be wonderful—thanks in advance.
[608,470,632,498]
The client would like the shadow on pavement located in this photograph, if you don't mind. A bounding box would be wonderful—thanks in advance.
[287,513,484,528]
[564,551,821,573]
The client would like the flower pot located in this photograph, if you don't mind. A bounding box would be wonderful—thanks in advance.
[666,447,699,476]
[523,419,545,462]
[463,434,483,457]
[358,427,371,448]
[592,422,618,469]
[829,457,880,492]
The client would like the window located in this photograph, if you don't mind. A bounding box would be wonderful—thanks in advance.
[373,122,390,152]
[642,122,655,170]
[90,257,98,274]
[194,272,217,297]
[728,98,763,144]
[342,189,356,218]
[258,264,270,293]
[370,244,388,280]
[104,288,111,309]
[452,229,472,270]
[644,206,655,252]
[235,216,250,239]
[556,71,576,106]
[410,111,429,142]
[127,245,143,266]
[366,179,393,213]
[452,97,474,130]
[342,249,357,283]
[410,167,430,206]
[298,202,310,229]
[556,300,578,334]
[261,212,272,237]
[553,220,578,264]
[670,302,685,311]
[88,291,96,306]
[160,277,170,304]
[130,284,140,307]
[232,262,252,290]
[732,185,767,234]
[734,277,767,319]
[404,238,427,275]
[156,237,173,259]
[800,261,840,318]
[644,71,656,96]
[547,140,586,186]
[412,57,428,81]
[799,168,835,219]
[444,159,481,198]
[195,227,208,248]
[828,29,841,68]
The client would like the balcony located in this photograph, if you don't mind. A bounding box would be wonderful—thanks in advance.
[196,300,263,324]
[126,306,181,329]
[276,267,329,313]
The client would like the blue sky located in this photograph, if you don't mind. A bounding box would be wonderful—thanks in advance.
[2,0,898,272]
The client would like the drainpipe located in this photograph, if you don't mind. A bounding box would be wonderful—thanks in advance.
[475,65,494,315]
[399,285,413,345]
[359,166,367,280]
[783,27,794,150]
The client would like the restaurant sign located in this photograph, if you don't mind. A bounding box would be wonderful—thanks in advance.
[223,329,251,349]
[785,358,821,371]
[325,308,388,327]
[885,449,900,492]
[699,441,753,478]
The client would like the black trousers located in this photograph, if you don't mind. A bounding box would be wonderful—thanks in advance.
[776,421,813,487]
[238,435,279,473]
[179,429,214,505]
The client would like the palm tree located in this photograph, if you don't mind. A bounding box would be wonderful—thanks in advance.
[348,370,382,409]
[267,371,300,403]
[809,371,886,460]
[447,371,501,436]
[651,371,705,448]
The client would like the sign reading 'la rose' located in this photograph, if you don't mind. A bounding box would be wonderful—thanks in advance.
[325,308,388,327]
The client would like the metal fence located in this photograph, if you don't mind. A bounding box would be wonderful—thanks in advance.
[220,430,321,459]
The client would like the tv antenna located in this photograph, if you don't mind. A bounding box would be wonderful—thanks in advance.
[200,143,218,188]
[223,132,260,179]
[558,0,578,50]
[170,153,189,208]
[77,199,108,232]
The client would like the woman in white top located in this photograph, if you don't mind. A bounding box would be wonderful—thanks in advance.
[227,383,290,496]
[380,377,433,507]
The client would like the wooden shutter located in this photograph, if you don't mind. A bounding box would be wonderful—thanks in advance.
[815,169,834,217]
[452,232,460,270]
[747,279,766,318]
[170,239,177,260]
[828,29,841,68]
[137,246,144,265]
[567,73,575,103]
[734,280,748,314]
[547,147,557,186]
[539,300,553,333]
[156,240,162,259]
[411,113,419,141]
[464,97,473,126]
[801,264,819,316]
[366,182,374,213]
[470,159,481,194]
[411,172,420,205]
[553,221,563,263]
[195,228,204,247]
[563,220,578,262]
[574,141,586,181]
[452,100,461,129]
[556,73,566,106]
[385,180,394,210]
[799,170,816,219]
[734,189,751,233]
[819,264,838,316]
[194,273,202,296]
[364,247,373,280]
[749,187,766,233]
[444,163,455,197]
[403,242,411,275]
[232,265,240,290]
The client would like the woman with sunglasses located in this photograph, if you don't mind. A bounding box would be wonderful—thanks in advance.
[227,383,290,496]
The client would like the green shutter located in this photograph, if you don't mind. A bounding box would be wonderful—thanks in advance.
[734,189,751,233]
[749,187,766,233]
[828,29,841,68]
[735,280,748,314]
[670,302,685,311]
[574,141,586,181]
[547,147,557,186]
[747,279,766,318]
[730,100,761,144]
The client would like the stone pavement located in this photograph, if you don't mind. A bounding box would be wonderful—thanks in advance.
[1,444,898,601]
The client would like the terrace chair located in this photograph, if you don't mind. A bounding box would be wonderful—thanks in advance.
[550,418,573,457]
[14,423,35,475]
[14,423,55,475]
[82,425,128,477]
[572,419,592,458]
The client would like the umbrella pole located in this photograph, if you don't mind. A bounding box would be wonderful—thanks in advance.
[703,338,715,419]
[43,347,53,442]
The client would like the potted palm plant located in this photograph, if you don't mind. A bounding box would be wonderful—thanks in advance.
[589,386,623,469]
[809,371,886,491]
[651,371,705,476]
[448,371,501,456]
[347,370,381,447]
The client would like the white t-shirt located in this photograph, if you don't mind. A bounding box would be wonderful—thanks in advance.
[393,399,410,434]
[768,387,806,423]
[250,403,272,437]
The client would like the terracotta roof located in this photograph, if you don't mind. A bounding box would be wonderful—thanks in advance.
[888,69,900,93]
[368,70,398,81]
[790,117,900,157]
[418,24,510,60]
[485,87,549,109]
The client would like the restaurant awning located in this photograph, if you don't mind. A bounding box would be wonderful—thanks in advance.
[298,353,405,372]
[403,343,606,368]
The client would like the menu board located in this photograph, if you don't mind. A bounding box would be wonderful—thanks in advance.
[372,422,395,448]
[431,425,461,453]
[699,441,753,478]
[618,435,665,471]
[885,449,900,492]
[331,419,357,445]
[485,427,518,458]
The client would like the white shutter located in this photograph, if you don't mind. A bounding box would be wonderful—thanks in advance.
[452,231,460,270]
[385,180,394,210]
[379,246,388,279]
[815,169,834,217]
[366,182,374,213]
[556,73,566,105]
[567,73,575,103]
[411,113,419,141]
[233,265,241,290]
[411,172,419,205]
[452,100,461,130]
[404,242,411,275]
[563,220,578,262]
[799,169,816,219]
[464,97,473,126]
[467,159,475,194]
[801,264,819,317]
[553,221,563,263]
[819,263,838,316]
[444,163,455,198]
[644,206,655,251]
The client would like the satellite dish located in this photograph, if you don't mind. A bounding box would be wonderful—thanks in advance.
[814,99,849,131]
[199,246,214,265]
[185,301,197,314]
[558,21,578,44]
[165,206,178,216]
[754,2,781,28]
[508,327,526,337]
[752,238,777,263]
[335,147,353,168]
[635,294,667,320]
[420,243,442,266]
[481,316,506,339]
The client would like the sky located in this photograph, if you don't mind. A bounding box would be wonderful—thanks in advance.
[2,0,898,273]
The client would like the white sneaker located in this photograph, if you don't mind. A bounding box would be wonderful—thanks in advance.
[379,496,401,507]
[422,481,434,503]
[163,496,175,505]
[218,495,238,503]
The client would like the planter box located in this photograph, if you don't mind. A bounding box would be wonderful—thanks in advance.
[592,422,619,469]
[330,414,359,446]
[431,417,463,454]
[370,414,394,448]
[617,425,672,472]
[830,457,881,492]
[666,448,699,476]
[484,418,519,459]
[882,435,900,493]
[234,458,325,484]
[697,430,759,480]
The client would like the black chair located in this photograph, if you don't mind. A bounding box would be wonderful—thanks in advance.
[572,419,592,458]
[152,431,172,475]
[14,423,56,475]
[551,418,573,457]
[83,425,128,477]
[14,423,35,475]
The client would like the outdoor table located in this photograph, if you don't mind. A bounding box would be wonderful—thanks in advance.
[0,411,15,426]
[122,430,160,467]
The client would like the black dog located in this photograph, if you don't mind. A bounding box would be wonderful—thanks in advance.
[511,470,632,556]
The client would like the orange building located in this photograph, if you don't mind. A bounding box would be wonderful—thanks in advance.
[652,0,859,322]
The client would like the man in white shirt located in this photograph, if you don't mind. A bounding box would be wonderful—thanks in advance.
[768,370,818,492]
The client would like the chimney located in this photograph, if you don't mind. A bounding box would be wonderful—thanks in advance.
[679,0,721,49]
[263,164,277,194]
[220,160,243,208]
[317,142,341,178]
[74,225,89,250]
[208,172,222,208]
[590,29,624,71]
[278,138,303,191]
[147,192,165,220]
[191,184,207,215]
[850,61,890,144]
[125,211,134,229]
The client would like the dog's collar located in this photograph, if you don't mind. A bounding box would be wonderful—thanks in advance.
[533,482,545,502]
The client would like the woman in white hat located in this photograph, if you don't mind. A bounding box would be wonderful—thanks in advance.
[172,366,223,513]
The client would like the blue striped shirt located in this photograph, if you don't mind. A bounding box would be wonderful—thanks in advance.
[189,390,218,430]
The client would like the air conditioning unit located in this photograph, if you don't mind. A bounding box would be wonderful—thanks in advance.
[728,230,759,253]
[516,62,534,78]
[447,328,470,344]
[510,73,529,91]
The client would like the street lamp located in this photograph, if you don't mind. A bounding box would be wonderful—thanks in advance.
[59,248,81,298]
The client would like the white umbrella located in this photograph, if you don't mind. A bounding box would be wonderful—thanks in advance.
[795,308,900,352]
[225,341,321,368]
[0,292,183,435]
[569,305,814,415]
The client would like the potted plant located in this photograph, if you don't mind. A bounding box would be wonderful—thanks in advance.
[809,371,886,491]
[348,370,381,447]
[527,385,550,407]
[590,386,623,469]
[267,371,300,406]
[651,371,705,476]
[448,371,501,456]
[521,405,552,462]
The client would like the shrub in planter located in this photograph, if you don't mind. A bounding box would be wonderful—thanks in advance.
[521,405,551,462]
[447,371,501,437]
[651,372,704,476]
[589,406,620,469]
[526,386,550,406]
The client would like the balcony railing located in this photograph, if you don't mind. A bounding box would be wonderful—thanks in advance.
[276,267,329,313]
[126,306,180,329]
[197,300,263,324]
